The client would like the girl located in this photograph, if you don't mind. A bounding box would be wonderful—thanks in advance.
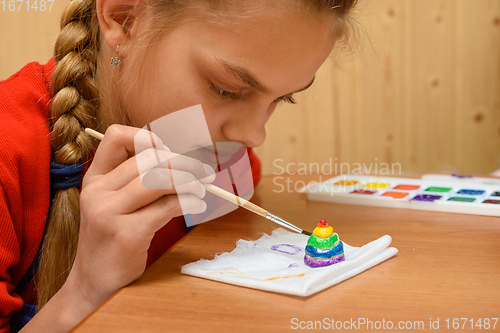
[0,0,358,331]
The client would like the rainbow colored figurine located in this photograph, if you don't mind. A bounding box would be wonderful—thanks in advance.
[304,219,345,268]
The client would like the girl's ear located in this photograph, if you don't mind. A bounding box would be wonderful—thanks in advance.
[96,0,148,57]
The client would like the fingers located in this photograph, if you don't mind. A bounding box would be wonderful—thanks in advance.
[96,148,215,191]
[83,124,215,226]
[166,152,216,184]
[86,124,166,179]
[110,169,207,214]
[136,149,216,186]
[85,124,216,191]
[128,194,206,234]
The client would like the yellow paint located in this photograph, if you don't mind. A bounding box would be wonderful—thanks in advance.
[362,182,390,190]
[313,226,334,238]
[332,180,359,186]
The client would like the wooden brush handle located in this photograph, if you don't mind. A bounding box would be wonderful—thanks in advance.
[85,128,104,140]
[203,184,268,217]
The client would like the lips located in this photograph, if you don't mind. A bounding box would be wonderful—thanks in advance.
[200,146,233,164]
[194,146,215,165]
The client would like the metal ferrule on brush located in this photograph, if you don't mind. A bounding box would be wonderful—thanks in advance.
[265,213,312,236]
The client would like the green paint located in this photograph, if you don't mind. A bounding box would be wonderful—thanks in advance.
[425,187,452,193]
[307,233,338,249]
[448,197,475,203]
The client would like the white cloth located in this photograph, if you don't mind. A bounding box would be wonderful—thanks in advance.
[181,228,398,297]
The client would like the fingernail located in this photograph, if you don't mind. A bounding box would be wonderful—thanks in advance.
[199,182,206,198]
[203,164,215,177]
[193,201,207,214]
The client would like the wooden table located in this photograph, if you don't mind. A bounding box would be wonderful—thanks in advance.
[73,175,500,332]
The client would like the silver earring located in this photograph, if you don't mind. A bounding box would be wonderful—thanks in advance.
[110,45,121,68]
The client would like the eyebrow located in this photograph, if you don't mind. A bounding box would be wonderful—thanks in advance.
[215,57,316,95]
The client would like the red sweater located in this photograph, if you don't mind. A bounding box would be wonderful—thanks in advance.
[0,60,261,332]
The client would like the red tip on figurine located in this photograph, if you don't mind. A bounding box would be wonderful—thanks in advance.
[318,219,328,228]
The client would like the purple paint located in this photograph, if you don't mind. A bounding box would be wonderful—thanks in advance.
[271,244,303,255]
[304,255,345,268]
[452,173,473,179]
[412,194,441,202]
[288,263,299,268]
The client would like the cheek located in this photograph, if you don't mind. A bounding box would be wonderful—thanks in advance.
[195,100,231,140]
[127,69,204,127]
[149,56,226,117]
[213,99,276,132]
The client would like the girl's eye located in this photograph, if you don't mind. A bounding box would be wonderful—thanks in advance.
[275,95,297,105]
[210,84,241,100]
[209,83,297,105]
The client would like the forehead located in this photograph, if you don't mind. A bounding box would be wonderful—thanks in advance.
[184,6,336,92]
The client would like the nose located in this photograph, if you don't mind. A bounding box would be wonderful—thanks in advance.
[222,105,270,148]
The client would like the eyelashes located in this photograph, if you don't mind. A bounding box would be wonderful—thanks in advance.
[276,95,297,104]
[209,83,297,105]
[210,84,241,100]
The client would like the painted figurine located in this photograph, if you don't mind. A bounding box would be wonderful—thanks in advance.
[304,219,345,268]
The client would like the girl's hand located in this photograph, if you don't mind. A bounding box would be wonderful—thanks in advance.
[66,124,215,310]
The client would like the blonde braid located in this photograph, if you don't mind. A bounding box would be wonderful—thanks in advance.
[37,0,101,309]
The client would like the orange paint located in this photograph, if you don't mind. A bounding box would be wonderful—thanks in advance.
[265,273,306,281]
[393,184,420,190]
[382,191,409,199]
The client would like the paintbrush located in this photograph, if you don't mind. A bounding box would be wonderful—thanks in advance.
[84,128,312,236]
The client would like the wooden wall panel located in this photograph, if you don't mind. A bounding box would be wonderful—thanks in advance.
[403,0,456,173]
[256,0,407,176]
[455,0,500,174]
[256,0,500,176]
[344,0,405,170]
[0,0,69,80]
[1,0,499,176]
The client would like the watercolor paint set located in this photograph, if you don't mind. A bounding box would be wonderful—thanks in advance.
[300,175,500,217]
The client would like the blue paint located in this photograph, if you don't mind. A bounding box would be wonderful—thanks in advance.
[456,189,485,196]
[305,242,344,258]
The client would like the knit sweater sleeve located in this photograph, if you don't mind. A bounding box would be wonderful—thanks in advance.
[0,178,24,333]
[0,60,54,332]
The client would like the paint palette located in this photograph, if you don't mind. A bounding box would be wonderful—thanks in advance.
[300,175,500,217]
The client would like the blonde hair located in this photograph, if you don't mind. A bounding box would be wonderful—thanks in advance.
[38,0,100,308]
[39,0,358,309]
